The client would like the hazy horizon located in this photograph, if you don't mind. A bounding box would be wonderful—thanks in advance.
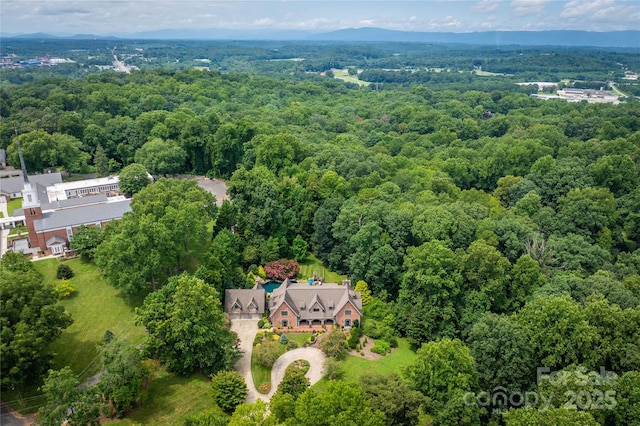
[2,0,639,37]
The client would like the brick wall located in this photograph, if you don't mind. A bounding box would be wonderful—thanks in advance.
[335,301,359,327]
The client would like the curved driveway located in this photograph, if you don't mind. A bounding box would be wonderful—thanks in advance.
[266,347,326,399]
[230,319,326,402]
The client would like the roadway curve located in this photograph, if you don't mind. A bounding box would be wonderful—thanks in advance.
[230,319,326,402]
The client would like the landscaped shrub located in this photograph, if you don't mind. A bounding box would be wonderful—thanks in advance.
[363,319,382,339]
[323,358,344,380]
[255,339,284,367]
[287,341,298,350]
[345,327,363,349]
[258,319,265,328]
[320,327,347,359]
[264,259,300,281]
[253,332,264,347]
[210,371,248,412]
[279,333,289,345]
[388,335,398,348]
[257,265,267,279]
[370,340,391,355]
[54,281,75,299]
[56,263,74,280]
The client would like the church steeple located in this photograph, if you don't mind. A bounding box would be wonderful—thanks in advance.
[16,131,39,208]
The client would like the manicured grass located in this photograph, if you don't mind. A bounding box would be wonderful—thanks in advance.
[298,254,346,284]
[33,258,147,380]
[340,337,417,382]
[4,258,147,414]
[251,339,287,394]
[286,333,312,348]
[312,338,417,393]
[107,370,221,426]
[8,225,27,236]
[252,362,274,395]
[7,197,22,216]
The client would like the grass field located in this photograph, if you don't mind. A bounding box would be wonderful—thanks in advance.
[4,257,147,414]
[298,254,346,284]
[332,69,370,87]
[32,258,147,380]
[108,370,220,425]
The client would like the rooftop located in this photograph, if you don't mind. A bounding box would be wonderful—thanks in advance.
[33,198,131,232]
[46,176,119,201]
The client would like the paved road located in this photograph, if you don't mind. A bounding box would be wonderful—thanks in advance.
[0,403,35,426]
[266,348,326,400]
[230,319,327,403]
[230,319,261,403]
[196,178,229,206]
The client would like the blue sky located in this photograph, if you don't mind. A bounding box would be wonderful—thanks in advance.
[2,1,639,35]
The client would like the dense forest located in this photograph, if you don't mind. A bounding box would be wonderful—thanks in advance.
[1,40,640,425]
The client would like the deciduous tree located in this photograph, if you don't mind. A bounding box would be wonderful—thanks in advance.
[0,253,73,390]
[118,163,151,196]
[135,274,238,375]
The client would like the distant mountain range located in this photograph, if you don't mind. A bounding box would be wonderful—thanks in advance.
[2,28,639,48]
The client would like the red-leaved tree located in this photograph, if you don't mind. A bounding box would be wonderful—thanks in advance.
[264,259,300,281]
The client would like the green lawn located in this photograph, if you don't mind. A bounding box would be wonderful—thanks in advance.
[298,254,346,284]
[286,333,312,348]
[107,370,220,426]
[251,338,287,394]
[4,258,146,414]
[33,258,147,380]
[7,197,22,216]
[313,338,417,392]
[340,338,417,381]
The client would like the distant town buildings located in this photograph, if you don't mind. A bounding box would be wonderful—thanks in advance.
[0,54,75,69]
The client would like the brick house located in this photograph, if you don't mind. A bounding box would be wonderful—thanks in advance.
[268,279,362,330]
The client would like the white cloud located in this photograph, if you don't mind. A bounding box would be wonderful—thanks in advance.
[510,0,549,17]
[253,18,275,26]
[560,0,612,18]
[472,0,502,13]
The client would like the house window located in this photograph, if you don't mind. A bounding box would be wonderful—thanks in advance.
[66,227,73,239]
[51,245,63,254]
[281,310,288,316]
[345,309,352,315]
[312,308,320,312]
[281,319,289,327]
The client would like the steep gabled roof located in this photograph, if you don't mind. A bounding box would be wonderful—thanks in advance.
[269,282,363,321]
[224,289,266,314]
